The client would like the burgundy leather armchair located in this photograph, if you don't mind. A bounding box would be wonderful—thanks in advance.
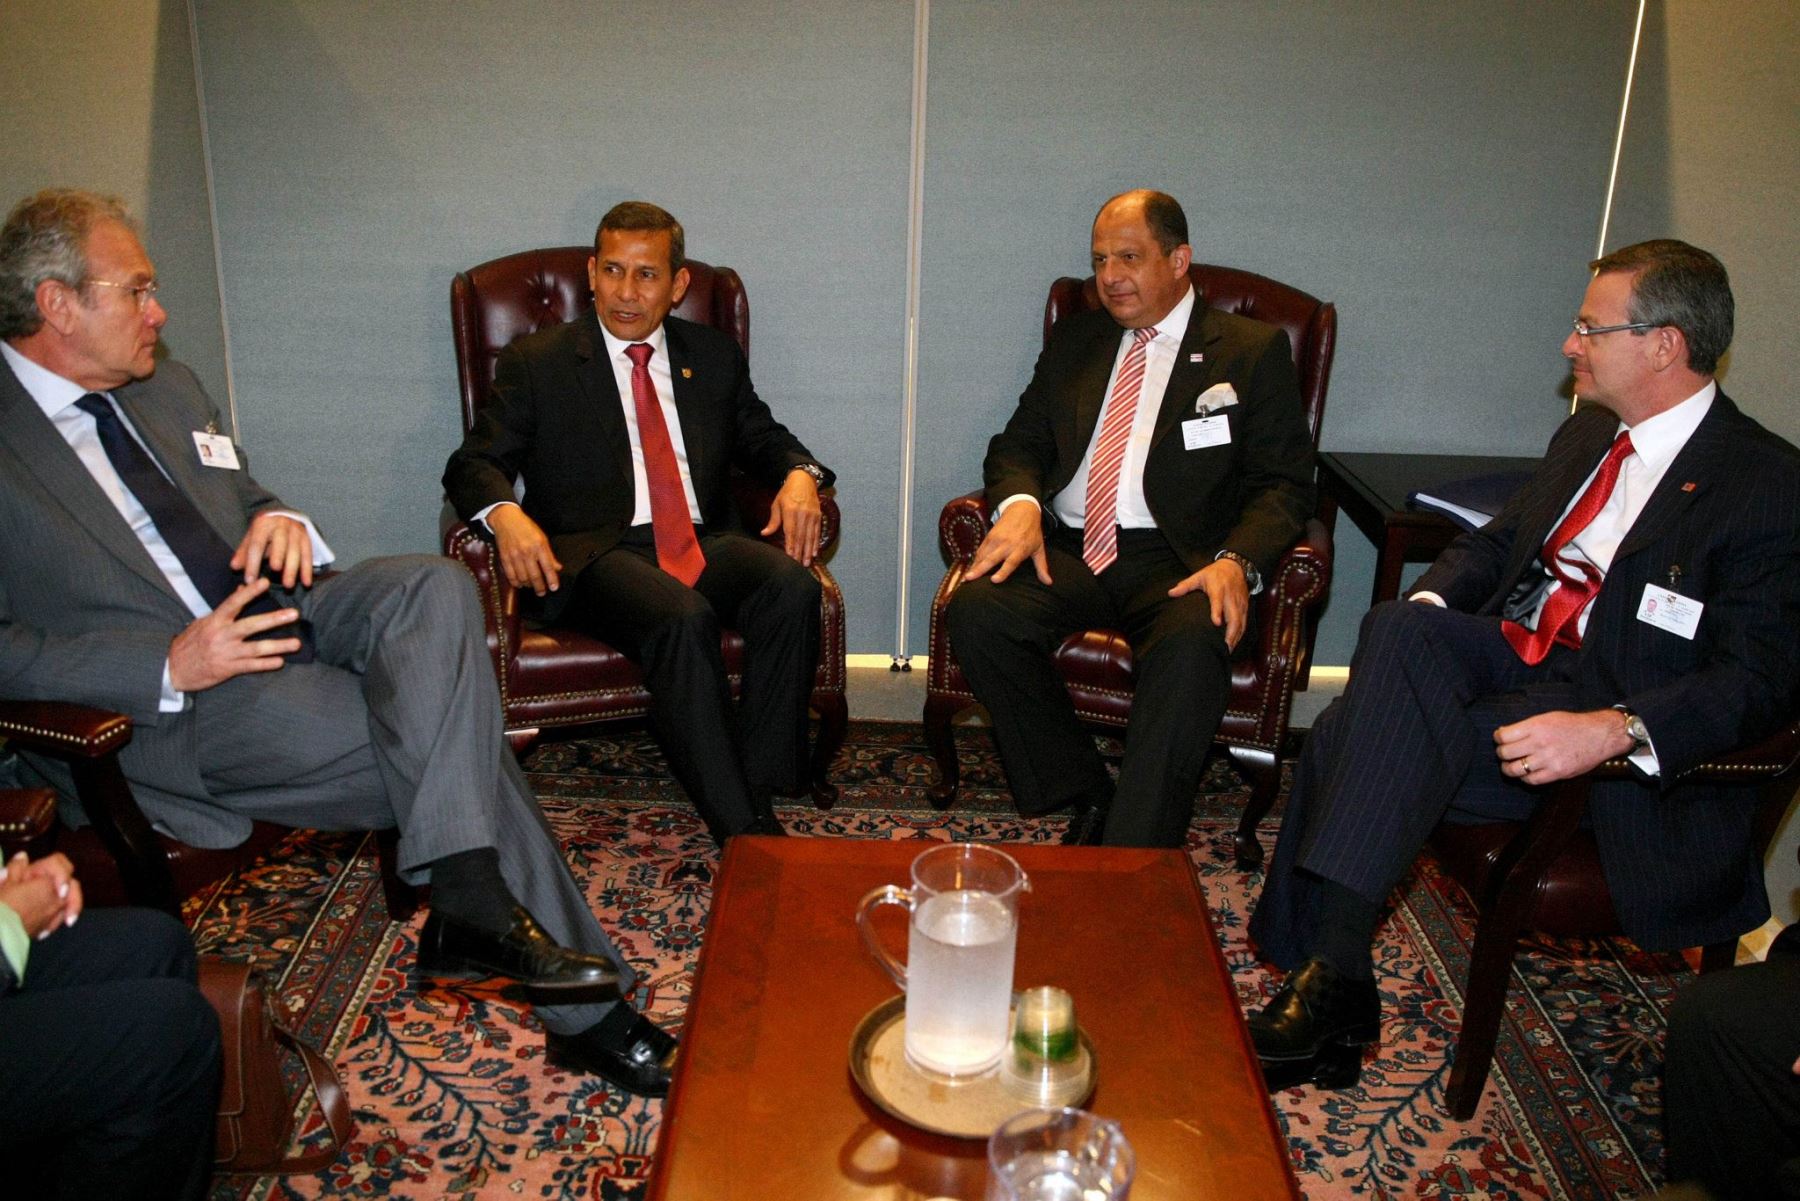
[923,264,1337,867]
[1427,717,1800,1119]
[444,247,848,806]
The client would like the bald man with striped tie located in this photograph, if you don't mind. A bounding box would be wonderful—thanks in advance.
[945,190,1315,848]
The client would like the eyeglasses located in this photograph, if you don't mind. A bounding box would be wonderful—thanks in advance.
[1572,318,1657,338]
[81,278,160,310]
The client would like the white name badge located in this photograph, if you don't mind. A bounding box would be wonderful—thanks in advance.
[193,431,241,470]
[1182,415,1232,450]
[1637,583,1702,639]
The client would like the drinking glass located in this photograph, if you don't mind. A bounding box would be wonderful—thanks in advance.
[986,1107,1135,1201]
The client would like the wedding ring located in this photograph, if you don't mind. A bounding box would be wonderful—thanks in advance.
[1521,759,1533,775]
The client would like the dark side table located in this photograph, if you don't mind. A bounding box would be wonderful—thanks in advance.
[1317,451,1539,607]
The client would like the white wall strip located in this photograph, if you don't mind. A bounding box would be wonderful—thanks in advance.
[184,0,239,435]
[1597,0,1648,262]
[891,0,931,664]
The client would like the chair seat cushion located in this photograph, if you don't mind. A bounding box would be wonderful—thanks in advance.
[505,623,747,730]
[1428,823,1622,939]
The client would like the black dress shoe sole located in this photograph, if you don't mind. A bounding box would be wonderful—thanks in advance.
[1258,1039,1368,1092]
[415,949,620,993]
[545,1036,674,1097]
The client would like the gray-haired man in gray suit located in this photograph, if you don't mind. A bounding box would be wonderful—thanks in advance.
[0,189,675,1096]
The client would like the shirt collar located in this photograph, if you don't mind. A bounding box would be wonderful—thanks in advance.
[597,317,669,365]
[1,341,95,419]
[1132,283,1196,348]
[1618,380,1715,473]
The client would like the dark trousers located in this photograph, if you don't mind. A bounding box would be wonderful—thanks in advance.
[1250,600,1582,970]
[0,908,220,1201]
[944,526,1235,847]
[1663,950,1800,1201]
[568,528,820,840]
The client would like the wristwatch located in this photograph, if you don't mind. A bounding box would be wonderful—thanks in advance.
[793,463,828,487]
[1214,550,1261,592]
[1613,705,1651,752]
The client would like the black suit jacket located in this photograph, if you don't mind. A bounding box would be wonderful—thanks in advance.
[1413,393,1800,947]
[443,311,830,620]
[981,298,1315,576]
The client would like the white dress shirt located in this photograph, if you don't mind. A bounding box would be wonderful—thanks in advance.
[2,342,333,710]
[997,286,1197,531]
[477,319,703,529]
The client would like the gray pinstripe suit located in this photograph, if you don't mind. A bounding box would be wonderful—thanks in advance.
[0,355,627,1032]
[1252,394,1800,964]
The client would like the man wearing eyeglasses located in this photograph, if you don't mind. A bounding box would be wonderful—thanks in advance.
[0,189,681,1108]
[1246,239,1800,1093]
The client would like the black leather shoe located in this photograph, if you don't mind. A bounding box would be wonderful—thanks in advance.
[546,1008,678,1097]
[416,907,622,993]
[1060,801,1108,846]
[1248,958,1380,1088]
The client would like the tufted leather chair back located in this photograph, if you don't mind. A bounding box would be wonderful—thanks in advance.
[1045,264,1336,449]
[450,246,751,433]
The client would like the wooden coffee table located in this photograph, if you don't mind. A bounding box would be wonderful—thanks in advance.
[647,837,1299,1199]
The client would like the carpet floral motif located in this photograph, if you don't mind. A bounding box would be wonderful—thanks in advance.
[191,722,1679,1199]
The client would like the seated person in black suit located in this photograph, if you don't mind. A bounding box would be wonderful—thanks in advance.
[1660,923,1800,1201]
[444,202,832,843]
[1247,240,1800,1091]
[0,852,219,1201]
[945,190,1315,848]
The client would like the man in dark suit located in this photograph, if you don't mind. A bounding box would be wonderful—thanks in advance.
[0,853,219,1200]
[0,188,676,1097]
[1247,240,1800,1092]
[945,190,1315,847]
[443,202,832,843]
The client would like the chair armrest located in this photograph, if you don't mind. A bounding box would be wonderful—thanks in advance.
[939,491,991,564]
[444,520,522,685]
[0,700,133,759]
[1579,719,1800,785]
[0,700,175,912]
[1249,516,1334,674]
[731,474,841,556]
[0,788,58,858]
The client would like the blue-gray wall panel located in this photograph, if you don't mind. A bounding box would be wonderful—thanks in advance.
[911,1,1638,659]
[191,0,914,651]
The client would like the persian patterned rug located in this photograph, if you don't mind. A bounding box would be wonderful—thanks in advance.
[190,720,1684,1200]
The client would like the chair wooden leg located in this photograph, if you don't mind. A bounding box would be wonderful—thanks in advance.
[1226,745,1278,869]
[505,728,541,757]
[923,694,968,811]
[1445,878,1545,1119]
[374,827,420,923]
[810,692,848,809]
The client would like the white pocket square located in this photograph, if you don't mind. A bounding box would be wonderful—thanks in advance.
[1195,382,1239,411]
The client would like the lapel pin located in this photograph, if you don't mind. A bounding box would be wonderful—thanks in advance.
[1188,352,1204,363]
[681,367,693,379]
[1680,481,1697,492]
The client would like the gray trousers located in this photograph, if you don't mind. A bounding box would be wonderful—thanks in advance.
[192,554,624,1034]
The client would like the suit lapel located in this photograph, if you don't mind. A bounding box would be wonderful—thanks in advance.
[1150,300,1215,451]
[1614,393,1734,562]
[663,321,714,485]
[574,313,635,489]
[1066,324,1124,459]
[114,385,237,542]
[0,362,189,606]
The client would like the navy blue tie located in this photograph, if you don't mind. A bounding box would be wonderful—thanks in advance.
[75,393,312,662]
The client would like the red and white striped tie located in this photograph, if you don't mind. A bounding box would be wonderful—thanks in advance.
[1082,327,1158,574]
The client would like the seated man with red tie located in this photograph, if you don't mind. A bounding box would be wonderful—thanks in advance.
[443,202,831,843]
[1246,240,1800,1090]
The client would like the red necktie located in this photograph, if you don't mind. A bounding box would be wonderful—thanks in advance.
[1082,327,1158,574]
[1501,431,1635,664]
[625,342,706,587]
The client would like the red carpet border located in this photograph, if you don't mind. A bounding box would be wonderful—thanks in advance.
[187,721,1681,1199]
